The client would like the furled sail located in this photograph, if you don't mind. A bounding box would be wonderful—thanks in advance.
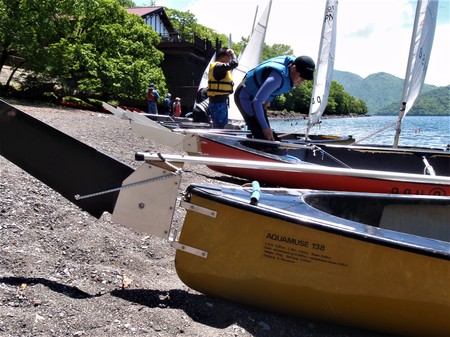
[393,0,439,147]
[306,0,338,135]
[228,0,272,121]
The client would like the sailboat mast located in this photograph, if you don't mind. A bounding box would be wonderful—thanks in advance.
[227,0,272,121]
[393,0,423,147]
[306,0,338,138]
[393,0,439,147]
[251,6,259,35]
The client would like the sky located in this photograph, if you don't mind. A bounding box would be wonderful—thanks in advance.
[134,0,450,87]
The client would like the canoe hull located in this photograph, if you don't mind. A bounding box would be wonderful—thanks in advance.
[175,186,450,337]
[198,135,450,195]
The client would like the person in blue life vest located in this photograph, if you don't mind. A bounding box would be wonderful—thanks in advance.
[234,55,315,140]
[207,48,238,128]
[147,83,160,114]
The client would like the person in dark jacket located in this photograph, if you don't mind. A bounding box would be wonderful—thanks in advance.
[192,88,211,123]
[234,55,315,140]
[163,93,172,115]
[207,48,238,128]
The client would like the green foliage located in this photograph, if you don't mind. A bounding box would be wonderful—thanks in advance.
[165,8,228,47]
[271,80,368,116]
[261,44,293,61]
[376,86,449,116]
[332,70,440,114]
[0,0,71,75]
[231,37,248,57]
[0,0,368,115]
[121,0,137,6]
[232,41,294,64]
[0,0,165,101]
[45,0,165,100]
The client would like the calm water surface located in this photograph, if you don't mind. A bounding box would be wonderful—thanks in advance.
[271,116,450,150]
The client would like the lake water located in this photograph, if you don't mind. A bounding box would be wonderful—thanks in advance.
[270,116,450,150]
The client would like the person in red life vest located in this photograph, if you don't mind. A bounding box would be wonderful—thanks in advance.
[173,97,182,117]
[207,48,238,128]
[147,83,160,114]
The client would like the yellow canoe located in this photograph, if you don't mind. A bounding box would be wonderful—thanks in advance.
[175,184,450,337]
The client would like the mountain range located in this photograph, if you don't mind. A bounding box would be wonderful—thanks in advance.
[332,71,449,116]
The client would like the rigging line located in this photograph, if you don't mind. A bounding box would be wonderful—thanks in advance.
[311,145,352,169]
[74,172,179,201]
[353,121,397,145]
[278,125,309,139]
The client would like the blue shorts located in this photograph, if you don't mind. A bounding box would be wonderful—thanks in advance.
[209,102,228,128]
[148,101,158,114]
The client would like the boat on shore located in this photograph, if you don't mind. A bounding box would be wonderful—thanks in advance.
[172,182,450,337]
[195,133,450,195]
[103,101,354,146]
[2,99,449,337]
[175,185,450,336]
[110,157,450,337]
[138,151,450,195]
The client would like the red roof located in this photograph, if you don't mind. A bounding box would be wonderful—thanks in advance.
[125,7,162,16]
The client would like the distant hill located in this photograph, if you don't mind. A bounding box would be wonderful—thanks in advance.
[331,71,448,115]
[376,86,450,116]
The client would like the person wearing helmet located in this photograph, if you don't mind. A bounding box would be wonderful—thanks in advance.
[234,55,315,141]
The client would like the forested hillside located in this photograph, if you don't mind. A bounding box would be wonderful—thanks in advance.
[332,71,448,115]
[376,86,450,116]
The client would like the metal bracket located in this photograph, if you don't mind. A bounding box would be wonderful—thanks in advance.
[180,200,217,218]
[112,162,181,239]
[170,240,208,258]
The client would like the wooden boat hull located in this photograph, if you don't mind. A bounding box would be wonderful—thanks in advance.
[175,185,450,337]
[198,134,450,195]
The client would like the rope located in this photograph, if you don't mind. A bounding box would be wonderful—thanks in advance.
[422,156,436,176]
[75,158,183,201]
[311,145,352,169]
[353,121,397,145]
[278,125,308,139]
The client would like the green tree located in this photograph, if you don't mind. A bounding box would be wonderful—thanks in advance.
[124,0,143,6]
[1,0,165,100]
[328,81,368,115]
[232,37,248,57]
[0,0,70,85]
[165,8,227,47]
[46,0,164,100]
[262,44,293,61]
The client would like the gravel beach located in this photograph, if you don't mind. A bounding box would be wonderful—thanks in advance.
[0,101,397,337]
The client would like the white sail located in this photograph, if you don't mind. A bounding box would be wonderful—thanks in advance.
[198,54,215,91]
[393,0,439,147]
[228,0,272,121]
[307,0,338,133]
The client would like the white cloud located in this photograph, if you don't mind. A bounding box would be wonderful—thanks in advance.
[133,0,449,86]
[185,0,449,86]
